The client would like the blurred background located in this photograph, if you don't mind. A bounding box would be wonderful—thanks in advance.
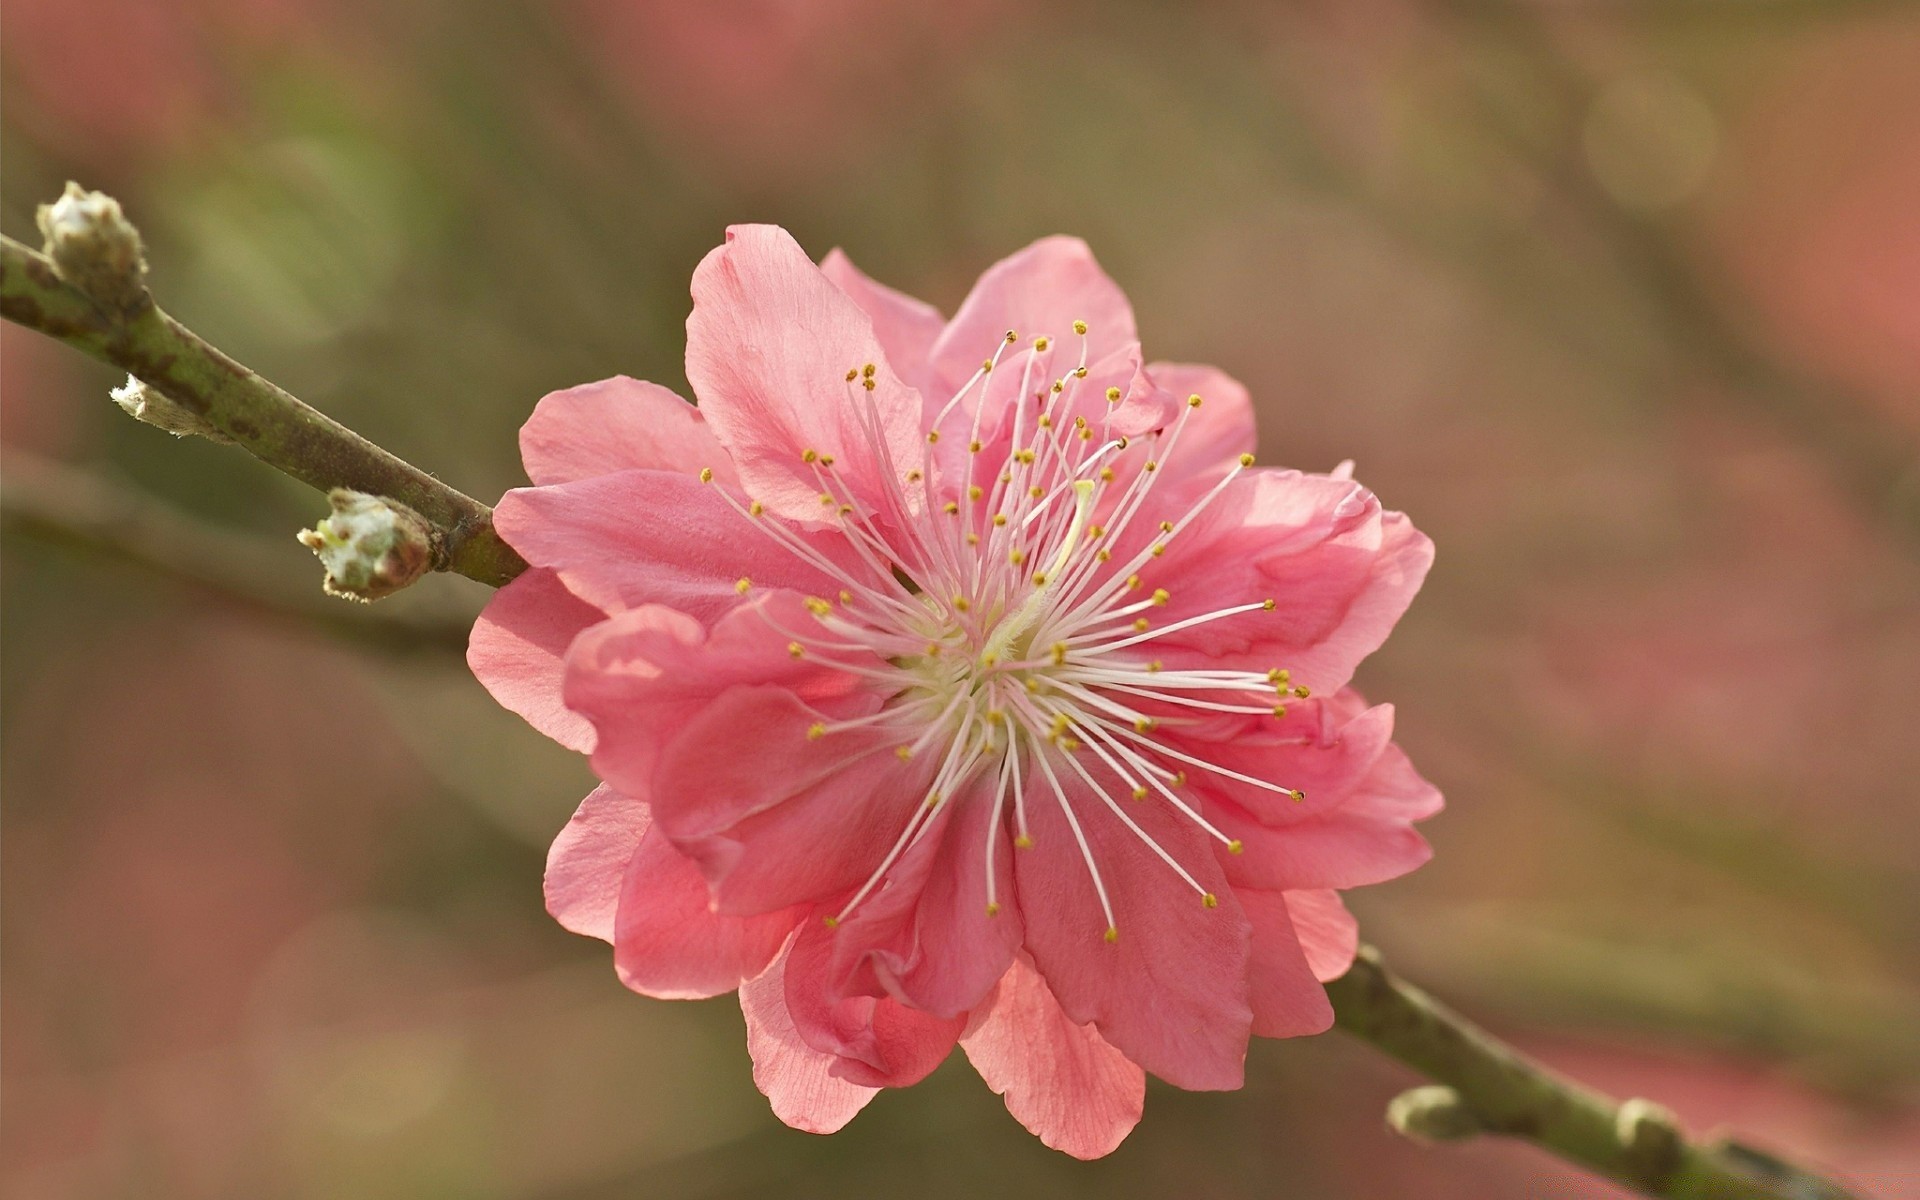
[4,1,1918,1196]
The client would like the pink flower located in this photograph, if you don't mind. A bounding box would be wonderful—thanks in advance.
[470,226,1440,1157]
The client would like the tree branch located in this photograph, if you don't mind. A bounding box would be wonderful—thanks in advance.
[0,228,526,588]
[1329,946,1858,1200]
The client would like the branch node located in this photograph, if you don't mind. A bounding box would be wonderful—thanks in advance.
[298,489,439,602]
[110,374,234,444]
[1616,1097,1685,1187]
[36,182,151,317]
[1386,1085,1484,1144]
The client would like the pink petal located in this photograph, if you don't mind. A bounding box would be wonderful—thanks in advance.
[649,684,934,915]
[565,596,879,800]
[1213,733,1442,892]
[468,567,605,753]
[545,784,647,942]
[1013,750,1253,1090]
[929,236,1138,395]
[1163,693,1395,829]
[494,468,857,619]
[1147,361,1257,483]
[614,821,800,999]
[739,948,879,1134]
[1286,888,1359,983]
[1135,468,1434,697]
[686,225,924,523]
[782,918,965,1087]
[826,774,1023,1019]
[820,248,946,395]
[961,957,1146,1160]
[519,375,737,487]
[1239,889,1336,1038]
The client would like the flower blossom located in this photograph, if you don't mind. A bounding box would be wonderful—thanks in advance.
[470,226,1440,1157]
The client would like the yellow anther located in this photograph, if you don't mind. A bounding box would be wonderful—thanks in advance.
[1147,660,1163,672]
[1293,685,1311,699]
[926,430,940,443]
[968,484,983,500]
[943,501,960,515]
[862,362,876,378]
[1015,448,1035,464]
[787,642,805,658]
[819,454,835,467]
[819,493,835,506]
[969,439,983,453]
[1291,789,1307,803]
[862,378,876,391]
[1151,588,1170,606]
[1126,574,1141,590]
[1171,771,1187,787]
[699,467,714,483]
[804,596,832,616]
[905,469,923,482]
[966,532,980,545]
[1073,319,1088,335]
[1005,329,1018,343]
[1032,571,1049,586]
[981,359,993,371]
[1131,785,1148,800]
[925,792,942,808]
[1133,717,1155,733]
[1038,413,1054,427]
[1239,453,1255,467]
[807,722,826,741]
[1079,428,1093,442]
[1099,466,1115,482]
[1272,705,1289,719]
[1160,520,1174,532]
[839,589,853,604]
[1143,460,1159,473]
[839,504,854,515]
[1051,642,1068,665]
[1188,394,1204,408]
[1103,926,1119,944]
[986,708,1005,723]
[1227,839,1244,855]
[823,914,840,928]
[735,576,753,594]
[1132,617,1150,632]
[1049,713,1071,737]
[993,513,1009,528]
[845,368,858,382]
[895,745,915,760]
[1029,486,1045,499]
[1202,892,1219,909]
[1034,336,1050,351]
[1060,737,1081,751]
[1268,668,1291,684]
[1050,381,1064,394]
[1023,678,1041,693]
[986,901,1002,917]
[1117,436,1131,449]
[748,500,764,517]
[1096,548,1111,561]
[1015,834,1035,849]
[1074,366,1088,378]
[924,641,942,657]
[1262,598,1276,610]
[1009,549,1027,566]
[802,448,819,463]
[952,596,970,612]
[980,652,998,669]
[1105,386,1122,403]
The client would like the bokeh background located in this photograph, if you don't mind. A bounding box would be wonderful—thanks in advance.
[4,2,1918,1196]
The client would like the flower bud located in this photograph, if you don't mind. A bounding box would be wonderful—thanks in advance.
[297,490,438,602]
[1386,1085,1483,1143]
[35,182,149,314]
[110,375,232,443]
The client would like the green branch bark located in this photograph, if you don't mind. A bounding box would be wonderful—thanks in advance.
[0,231,526,588]
[1329,947,1857,1200]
